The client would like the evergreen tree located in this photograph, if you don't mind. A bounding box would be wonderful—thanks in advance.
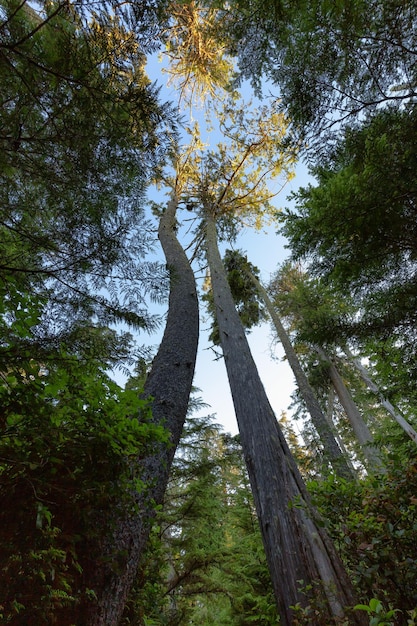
[345,345,417,446]
[124,414,279,625]
[269,261,417,455]
[0,2,201,623]
[281,109,417,345]
[203,212,364,624]
[173,99,367,623]
[0,0,176,348]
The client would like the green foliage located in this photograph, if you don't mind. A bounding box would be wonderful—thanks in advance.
[277,109,417,438]
[362,336,417,427]
[0,12,175,618]
[218,0,417,139]
[203,249,267,345]
[354,598,399,626]
[268,262,356,346]
[267,262,417,471]
[282,108,417,342]
[0,0,175,338]
[286,107,417,276]
[307,461,417,620]
[0,341,168,624]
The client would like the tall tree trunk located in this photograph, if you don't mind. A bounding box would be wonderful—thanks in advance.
[325,386,356,471]
[81,197,199,625]
[344,346,417,446]
[203,212,367,626]
[316,347,386,473]
[251,275,354,480]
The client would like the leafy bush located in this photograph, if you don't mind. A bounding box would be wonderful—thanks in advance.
[308,462,417,624]
[0,349,167,624]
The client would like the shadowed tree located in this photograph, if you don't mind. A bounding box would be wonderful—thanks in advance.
[269,263,416,464]
[344,345,417,446]
[133,414,278,625]
[315,347,386,473]
[267,265,386,473]
[281,109,417,345]
[82,180,200,622]
[0,3,201,623]
[0,0,177,347]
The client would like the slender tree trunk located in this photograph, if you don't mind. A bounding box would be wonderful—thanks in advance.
[325,386,356,471]
[251,275,354,480]
[81,197,199,625]
[344,346,417,446]
[316,347,386,473]
[203,212,367,625]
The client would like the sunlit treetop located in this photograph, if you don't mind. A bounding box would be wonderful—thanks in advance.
[163,98,297,238]
[152,3,297,245]
[160,0,238,108]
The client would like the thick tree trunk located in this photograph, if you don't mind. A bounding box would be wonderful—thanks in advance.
[204,213,367,625]
[251,275,354,480]
[344,346,417,446]
[316,347,386,473]
[81,197,199,625]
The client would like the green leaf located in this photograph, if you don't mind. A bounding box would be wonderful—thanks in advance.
[354,603,372,612]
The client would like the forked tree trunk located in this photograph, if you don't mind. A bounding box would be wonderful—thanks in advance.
[204,212,367,625]
[251,275,354,480]
[81,197,199,625]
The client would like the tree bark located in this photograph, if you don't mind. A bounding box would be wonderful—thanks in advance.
[325,386,356,472]
[316,347,386,473]
[251,275,354,481]
[81,197,199,625]
[203,212,367,625]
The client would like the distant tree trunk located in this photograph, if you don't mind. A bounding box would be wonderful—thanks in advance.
[344,346,417,446]
[203,212,367,626]
[325,386,356,471]
[251,274,354,480]
[316,347,385,473]
[82,196,199,625]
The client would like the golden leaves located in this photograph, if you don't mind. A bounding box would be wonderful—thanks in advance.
[162,1,236,106]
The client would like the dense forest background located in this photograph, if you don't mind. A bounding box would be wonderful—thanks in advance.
[1,0,416,624]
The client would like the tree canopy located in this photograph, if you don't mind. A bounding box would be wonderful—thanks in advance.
[281,107,417,346]
[0,0,176,355]
[215,0,417,141]
[0,1,181,621]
